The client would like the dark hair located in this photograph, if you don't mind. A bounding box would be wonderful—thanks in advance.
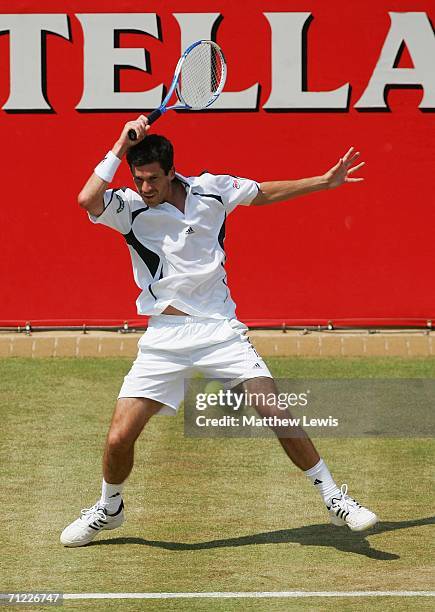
[126,134,174,174]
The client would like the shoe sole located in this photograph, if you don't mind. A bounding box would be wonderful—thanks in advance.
[330,514,378,531]
[62,536,97,548]
[348,514,378,531]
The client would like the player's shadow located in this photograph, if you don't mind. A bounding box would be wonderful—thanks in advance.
[93,516,434,560]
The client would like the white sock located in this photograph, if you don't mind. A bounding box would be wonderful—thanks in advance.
[304,458,340,505]
[100,479,124,509]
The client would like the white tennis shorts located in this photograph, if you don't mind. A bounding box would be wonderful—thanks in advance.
[118,315,272,415]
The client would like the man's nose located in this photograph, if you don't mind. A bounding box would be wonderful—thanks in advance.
[141,181,152,193]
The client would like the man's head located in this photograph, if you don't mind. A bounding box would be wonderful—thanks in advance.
[126,134,175,207]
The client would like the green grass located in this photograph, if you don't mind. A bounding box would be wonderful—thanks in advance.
[0,357,434,611]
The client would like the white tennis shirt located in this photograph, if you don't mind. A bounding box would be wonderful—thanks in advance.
[89,172,259,319]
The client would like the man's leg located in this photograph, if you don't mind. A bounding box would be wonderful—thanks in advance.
[240,376,378,531]
[103,397,163,484]
[240,377,319,471]
[60,397,163,547]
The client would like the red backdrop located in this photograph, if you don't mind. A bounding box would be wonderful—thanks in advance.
[0,1,434,327]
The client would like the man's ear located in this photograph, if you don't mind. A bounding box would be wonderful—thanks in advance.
[168,166,176,180]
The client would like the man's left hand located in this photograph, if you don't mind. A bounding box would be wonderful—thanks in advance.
[323,147,365,189]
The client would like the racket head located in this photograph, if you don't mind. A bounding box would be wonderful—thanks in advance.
[174,40,227,110]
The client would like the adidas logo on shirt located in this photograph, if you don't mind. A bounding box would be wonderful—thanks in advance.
[253,363,262,368]
[186,226,195,234]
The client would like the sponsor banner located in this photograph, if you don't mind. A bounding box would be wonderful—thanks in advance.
[0,1,434,323]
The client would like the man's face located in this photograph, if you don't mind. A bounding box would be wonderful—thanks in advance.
[131,161,175,207]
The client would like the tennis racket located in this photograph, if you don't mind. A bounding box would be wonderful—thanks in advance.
[128,39,226,141]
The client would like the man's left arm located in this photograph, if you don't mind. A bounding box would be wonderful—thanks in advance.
[251,147,365,206]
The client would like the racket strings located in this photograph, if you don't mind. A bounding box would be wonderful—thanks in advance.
[178,42,224,109]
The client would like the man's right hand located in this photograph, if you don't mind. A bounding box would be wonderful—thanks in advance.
[77,115,150,217]
[113,115,150,158]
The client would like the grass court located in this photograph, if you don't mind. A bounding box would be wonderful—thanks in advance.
[0,356,434,610]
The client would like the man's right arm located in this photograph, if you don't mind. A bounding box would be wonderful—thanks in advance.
[77,115,149,217]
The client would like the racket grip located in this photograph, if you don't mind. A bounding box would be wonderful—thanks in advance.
[128,128,138,141]
[127,108,163,142]
[147,108,162,125]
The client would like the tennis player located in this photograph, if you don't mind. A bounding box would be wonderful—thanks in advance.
[61,116,377,546]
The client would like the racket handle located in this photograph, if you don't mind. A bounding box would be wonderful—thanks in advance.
[128,108,163,142]
[147,108,162,125]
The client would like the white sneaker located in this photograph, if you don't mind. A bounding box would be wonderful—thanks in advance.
[60,500,125,547]
[327,484,378,531]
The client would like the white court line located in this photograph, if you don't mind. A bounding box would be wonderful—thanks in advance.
[64,591,435,600]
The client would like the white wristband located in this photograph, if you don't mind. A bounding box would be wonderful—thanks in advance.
[94,151,121,183]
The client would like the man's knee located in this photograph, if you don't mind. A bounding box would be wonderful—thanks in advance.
[106,397,162,451]
[106,428,134,452]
